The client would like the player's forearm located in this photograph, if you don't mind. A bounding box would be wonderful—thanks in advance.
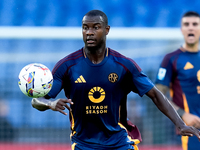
[156,93,185,128]
[156,84,186,118]
[169,101,185,118]
[147,87,186,128]
[31,97,51,111]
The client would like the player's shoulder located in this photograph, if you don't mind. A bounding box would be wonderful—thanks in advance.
[109,48,142,72]
[52,48,84,73]
[161,48,183,65]
[164,48,182,60]
[62,48,84,62]
[58,48,83,64]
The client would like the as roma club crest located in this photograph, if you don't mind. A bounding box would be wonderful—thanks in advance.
[108,73,118,83]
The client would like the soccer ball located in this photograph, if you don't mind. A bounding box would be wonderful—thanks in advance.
[18,63,53,98]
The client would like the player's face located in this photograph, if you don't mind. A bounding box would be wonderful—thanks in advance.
[82,15,110,49]
[181,16,200,45]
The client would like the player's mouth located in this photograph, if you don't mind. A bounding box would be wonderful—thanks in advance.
[188,33,194,37]
[86,39,96,44]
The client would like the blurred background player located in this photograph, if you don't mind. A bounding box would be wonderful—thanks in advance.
[31,10,200,150]
[156,11,200,150]
[0,99,15,142]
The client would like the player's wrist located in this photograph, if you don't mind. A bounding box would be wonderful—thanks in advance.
[177,108,185,118]
[31,97,51,111]
[48,99,60,111]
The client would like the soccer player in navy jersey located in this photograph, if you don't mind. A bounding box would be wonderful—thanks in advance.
[156,11,200,150]
[32,10,200,150]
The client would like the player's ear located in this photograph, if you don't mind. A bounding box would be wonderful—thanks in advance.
[106,25,110,35]
[180,27,184,35]
[180,20,184,35]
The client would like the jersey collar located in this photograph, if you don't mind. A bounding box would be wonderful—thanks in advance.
[83,48,109,58]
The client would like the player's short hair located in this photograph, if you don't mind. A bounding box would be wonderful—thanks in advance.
[83,10,108,26]
[182,11,200,18]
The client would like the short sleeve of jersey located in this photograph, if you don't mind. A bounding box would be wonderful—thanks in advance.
[47,60,67,98]
[123,57,154,97]
[132,70,154,97]
[155,54,173,87]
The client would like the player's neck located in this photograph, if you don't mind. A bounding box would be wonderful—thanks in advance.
[84,46,106,64]
[182,43,199,52]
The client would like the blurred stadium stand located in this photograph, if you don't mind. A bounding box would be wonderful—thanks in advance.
[0,0,199,27]
[0,0,199,149]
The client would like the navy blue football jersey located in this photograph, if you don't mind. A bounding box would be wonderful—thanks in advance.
[156,47,200,150]
[47,48,154,149]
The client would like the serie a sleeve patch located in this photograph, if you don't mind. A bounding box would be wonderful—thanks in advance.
[157,68,166,80]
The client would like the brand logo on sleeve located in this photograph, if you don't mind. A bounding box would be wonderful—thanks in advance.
[157,68,166,80]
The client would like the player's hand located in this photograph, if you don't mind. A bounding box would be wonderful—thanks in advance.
[49,98,74,115]
[182,112,200,129]
[178,124,200,141]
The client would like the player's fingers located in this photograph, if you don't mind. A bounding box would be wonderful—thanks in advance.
[57,108,68,115]
[56,104,66,110]
[60,103,71,111]
[183,133,193,137]
[193,128,200,139]
[60,98,74,105]
[188,126,200,139]
[58,100,72,111]
[64,104,72,111]
[180,130,193,137]
[180,126,198,137]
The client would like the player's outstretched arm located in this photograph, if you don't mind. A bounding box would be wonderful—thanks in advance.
[156,84,200,129]
[31,97,73,115]
[146,86,200,140]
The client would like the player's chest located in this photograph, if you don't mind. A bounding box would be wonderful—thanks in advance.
[68,61,126,90]
[176,55,200,81]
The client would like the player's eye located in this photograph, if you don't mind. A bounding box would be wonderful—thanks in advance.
[184,23,189,26]
[83,26,88,30]
[193,23,198,26]
[94,26,99,30]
